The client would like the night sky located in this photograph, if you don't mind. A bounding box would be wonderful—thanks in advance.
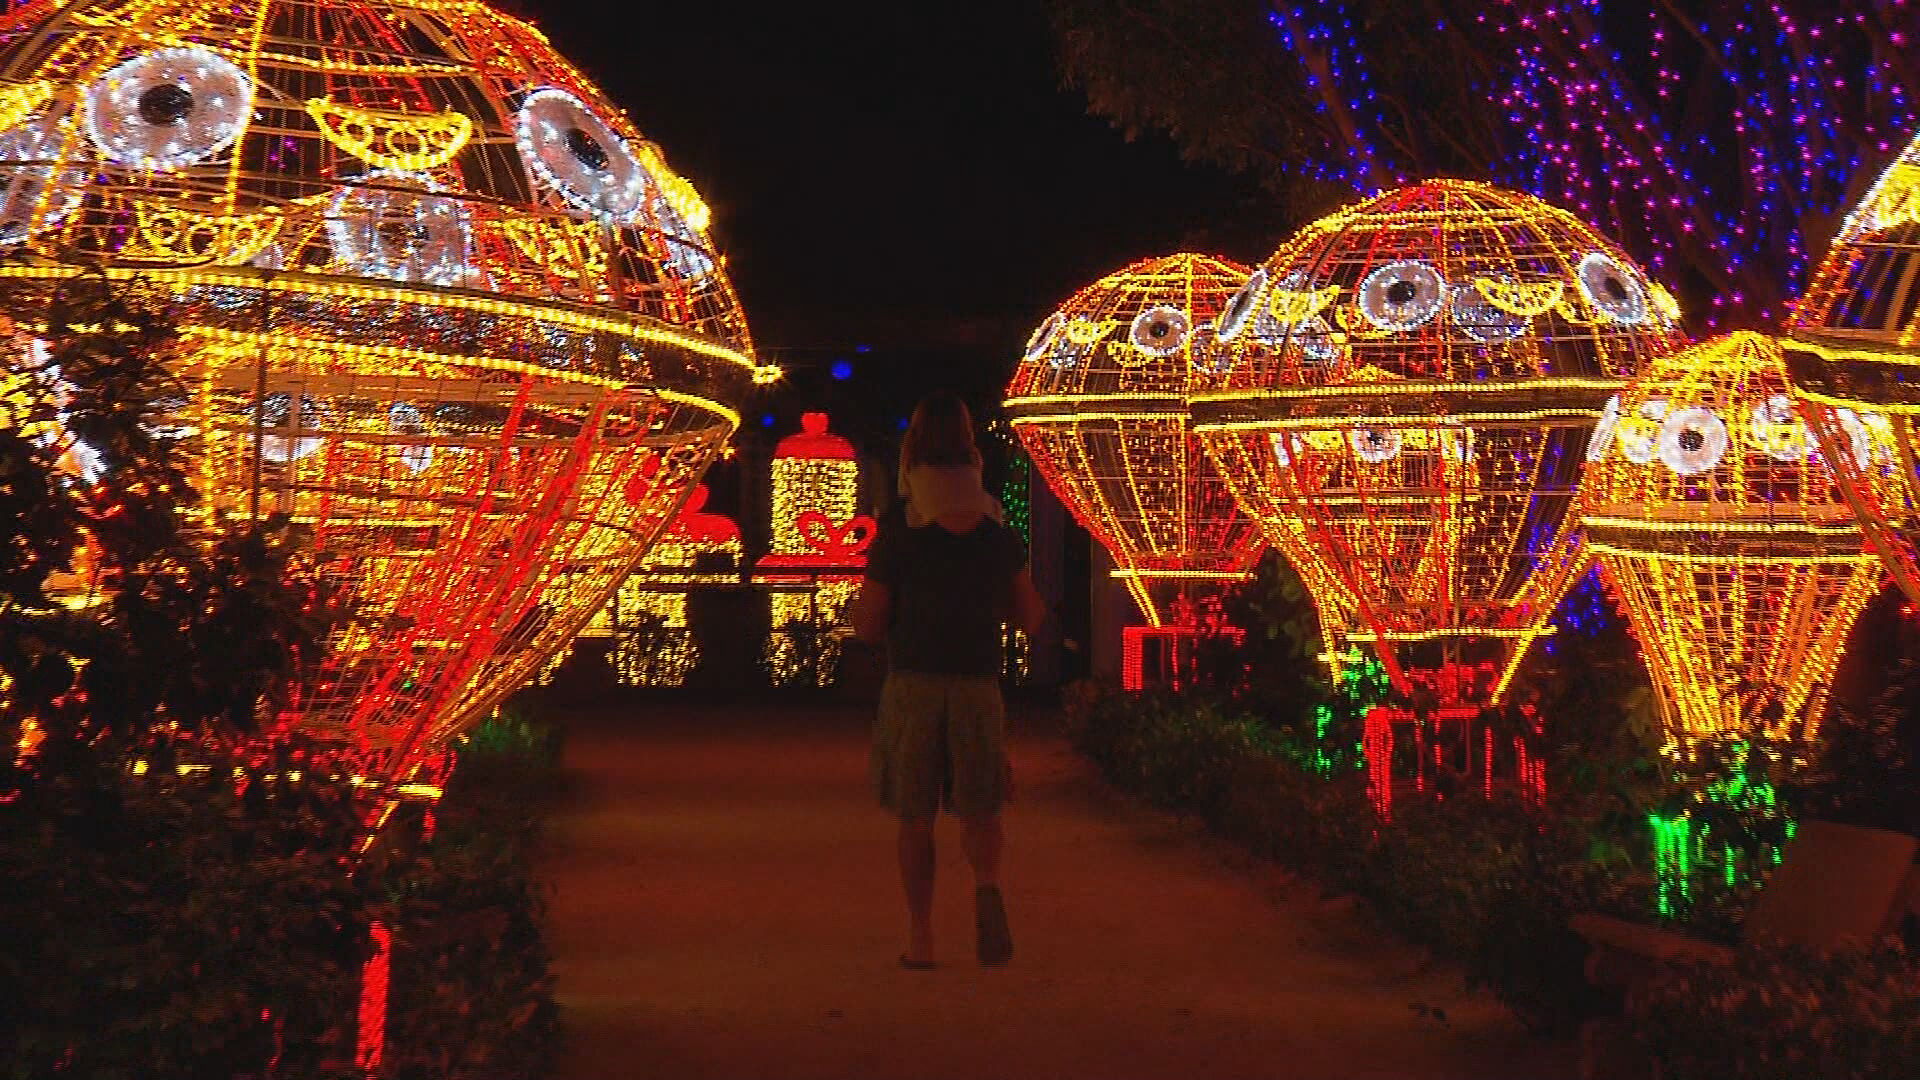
[514,0,1272,422]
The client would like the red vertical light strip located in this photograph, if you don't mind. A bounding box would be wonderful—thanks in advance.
[356,922,392,1076]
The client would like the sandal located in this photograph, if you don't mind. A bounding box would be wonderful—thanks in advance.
[976,885,1013,966]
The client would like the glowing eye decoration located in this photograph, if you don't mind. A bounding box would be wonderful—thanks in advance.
[1834,408,1874,469]
[1447,282,1529,342]
[1129,304,1190,357]
[647,191,715,280]
[1217,268,1267,342]
[389,402,433,474]
[1748,394,1810,462]
[257,393,328,464]
[515,88,647,223]
[1358,260,1445,331]
[1292,315,1341,363]
[1588,394,1623,463]
[1619,399,1669,464]
[83,47,253,169]
[1575,252,1650,325]
[1350,426,1404,463]
[1025,311,1065,362]
[1657,406,1730,476]
[0,116,82,244]
[327,172,479,287]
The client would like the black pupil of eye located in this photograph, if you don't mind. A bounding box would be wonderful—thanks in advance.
[1150,320,1172,339]
[565,126,610,171]
[1386,279,1418,305]
[138,82,195,126]
[1603,275,1630,301]
[1679,429,1704,452]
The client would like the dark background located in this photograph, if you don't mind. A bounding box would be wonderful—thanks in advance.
[513,0,1271,446]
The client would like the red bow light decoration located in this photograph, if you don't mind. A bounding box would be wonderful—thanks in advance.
[795,511,875,563]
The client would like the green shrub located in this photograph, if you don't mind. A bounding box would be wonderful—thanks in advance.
[1629,942,1920,1080]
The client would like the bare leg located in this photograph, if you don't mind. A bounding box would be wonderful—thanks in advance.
[897,814,936,962]
[960,813,1002,888]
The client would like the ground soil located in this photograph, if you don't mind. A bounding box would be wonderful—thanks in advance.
[539,701,1575,1080]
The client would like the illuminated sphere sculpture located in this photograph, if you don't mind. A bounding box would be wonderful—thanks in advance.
[1583,332,1880,744]
[1783,130,1920,600]
[0,1,768,771]
[1004,252,1266,626]
[1192,181,1686,701]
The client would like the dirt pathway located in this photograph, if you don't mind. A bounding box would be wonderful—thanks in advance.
[540,702,1572,1080]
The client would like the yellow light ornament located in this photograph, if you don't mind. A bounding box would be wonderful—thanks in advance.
[1583,332,1881,745]
[1005,253,1268,629]
[0,0,762,774]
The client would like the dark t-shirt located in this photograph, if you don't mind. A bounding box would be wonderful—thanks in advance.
[863,509,1028,678]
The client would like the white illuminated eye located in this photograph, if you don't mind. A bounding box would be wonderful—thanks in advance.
[1587,394,1623,463]
[83,47,253,169]
[258,393,328,463]
[1349,426,1403,463]
[1359,260,1446,331]
[646,191,715,279]
[1269,431,1298,467]
[1024,311,1064,362]
[0,115,82,244]
[1448,281,1528,342]
[1576,251,1650,325]
[389,402,433,474]
[1217,268,1268,343]
[327,171,479,287]
[515,87,647,223]
[1129,304,1190,357]
[1619,399,1669,464]
[1747,394,1810,463]
[1658,407,1729,476]
[1835,408,1874,469]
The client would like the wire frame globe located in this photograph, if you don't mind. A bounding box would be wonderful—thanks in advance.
[1191,180,1686,702]
[0,0,769,774]
[1783,129,1920,602]
[1004,252,1266,626]
[1582,332,1880,745]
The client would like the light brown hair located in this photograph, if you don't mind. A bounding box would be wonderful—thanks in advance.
[900,392,979,470]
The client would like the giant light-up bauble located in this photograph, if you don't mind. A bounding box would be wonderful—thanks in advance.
[1004,253,1266,627]
[1192,181,1686,702]
[0,0,770,773]
[1583,332,1880,745]
[1783,129,1920,602]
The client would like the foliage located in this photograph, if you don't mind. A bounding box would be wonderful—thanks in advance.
[1047,0,1920,326]
[1629,942,1920,1080]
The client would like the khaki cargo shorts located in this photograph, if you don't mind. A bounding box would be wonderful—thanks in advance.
[871,671,1007,818]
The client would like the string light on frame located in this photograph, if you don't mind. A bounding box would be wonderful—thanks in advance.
[0,0,765,776]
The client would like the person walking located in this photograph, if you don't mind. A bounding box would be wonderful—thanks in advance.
[852,392,1044,970]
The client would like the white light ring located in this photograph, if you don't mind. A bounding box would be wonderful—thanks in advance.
[515,87,648,224]
[82,46,253,170]
[325,171,479,287]
[1359,260,1446,332]
[258,393,330,464]
[1129,304,1191,358]
[1575,251,1650,325]
[1657,406,1730,476]
[1217,268,1268,343]
[389,402,433,474]
[1350,426,1404,464]
[647,192,715,279]
[1447,281,1529,342]
[1747,394,1810,463]
[0,115,83,244]
[1587,394,1623,463]
[1619,399,1670,464]
[1024,311,1064,362]
[1835,408,1874,469]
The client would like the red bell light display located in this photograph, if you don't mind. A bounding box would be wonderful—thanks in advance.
[0,0,773,774]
